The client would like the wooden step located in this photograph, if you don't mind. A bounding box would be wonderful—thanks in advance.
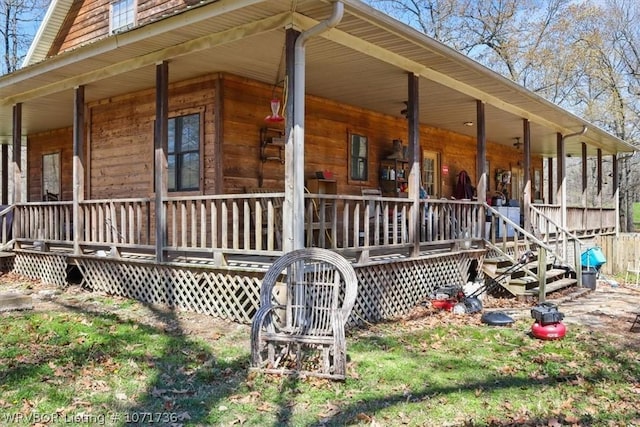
[508,268,570,288]
[522,277,578,296]
[496,268,575,296]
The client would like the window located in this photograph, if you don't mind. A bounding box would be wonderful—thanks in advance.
[349,133,368,182]
[168,113,201,192]
[111,0,136,34]
[42,152,60,201]
[422,150,440,198]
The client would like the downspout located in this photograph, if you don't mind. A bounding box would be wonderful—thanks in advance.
[288,1,344,250]
[559,125,587,264]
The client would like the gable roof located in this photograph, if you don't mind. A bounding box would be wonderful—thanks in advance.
[4,0,636,157]
[22,0,75,67]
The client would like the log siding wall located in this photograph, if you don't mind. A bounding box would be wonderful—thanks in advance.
[26,72,540,203]
[49,0,204,56]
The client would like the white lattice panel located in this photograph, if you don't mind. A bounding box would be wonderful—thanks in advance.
[350,252,484,325]
[10,250,484,326]
[74,258,262,323]
[13,252,68,287]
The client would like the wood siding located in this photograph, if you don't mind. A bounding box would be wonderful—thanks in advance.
[88,75,216,199]
[26,72,539,202]
[49,0,204,56]
[221,74,540,198]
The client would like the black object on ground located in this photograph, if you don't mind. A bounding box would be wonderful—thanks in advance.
[481,311,515,326]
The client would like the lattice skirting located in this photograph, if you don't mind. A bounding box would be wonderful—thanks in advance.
[350,252,484,325]
[13,252,69,287]
[10,251,484,326]
[0,254,14,273]
[74,258,263,324]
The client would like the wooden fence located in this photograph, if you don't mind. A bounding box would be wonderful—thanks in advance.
[595,233,640,275]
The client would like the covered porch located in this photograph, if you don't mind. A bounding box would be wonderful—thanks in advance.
[0,0,632,323]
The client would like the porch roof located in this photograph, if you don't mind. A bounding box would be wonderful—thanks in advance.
[0,0,635,157]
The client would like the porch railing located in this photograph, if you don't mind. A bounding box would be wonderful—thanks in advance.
[7,194,486,259]
[532,204,616,235]
[13,201,73,248]
[11,199,152,251]
[80,199,152,248]
[0,204,14,250]
[7,195,616,262]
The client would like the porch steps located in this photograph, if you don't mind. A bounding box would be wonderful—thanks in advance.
[483,252,577,298]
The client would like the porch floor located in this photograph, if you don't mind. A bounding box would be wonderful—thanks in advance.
[12,242,479,272]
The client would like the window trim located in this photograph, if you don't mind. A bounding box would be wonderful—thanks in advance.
[153,107,205,195]
[421,149,441,198]
[347,130,369,184]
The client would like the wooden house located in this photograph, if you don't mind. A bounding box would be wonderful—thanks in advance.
[0,0,634,323]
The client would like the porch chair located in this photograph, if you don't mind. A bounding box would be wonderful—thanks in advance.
[626,261,640,286]
[250,248,358,380]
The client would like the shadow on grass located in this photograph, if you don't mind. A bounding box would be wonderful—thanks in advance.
[3,291,639,426]
[0,295,250,426]
[303,325,640,427]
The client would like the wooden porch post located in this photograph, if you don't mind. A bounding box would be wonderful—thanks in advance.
[154,61,169,263]
[581,143,587,207]
[581,142,587,230]
[73,86,86,255]
[547,157,553,204]
[408,73,420,256]
[291,3,343,251]
[1,144,7,205]
[476,100,487,238]
[522,119,531,233]
[612,154,619,235]
[283,28,298,253]
[12,103,22,204]
[556,132,565,231]
[597,148,602,233]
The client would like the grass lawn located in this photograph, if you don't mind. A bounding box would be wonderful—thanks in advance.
[1,279,639,426]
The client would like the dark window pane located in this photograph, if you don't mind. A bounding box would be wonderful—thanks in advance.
[168,155,176,191]
[168,120,175,153]
[350,134,368,181]
[181,115,200,151]
[179,153,199,190]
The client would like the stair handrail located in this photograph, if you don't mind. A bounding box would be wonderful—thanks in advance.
[529,204,585,270]
[484,203,574,285]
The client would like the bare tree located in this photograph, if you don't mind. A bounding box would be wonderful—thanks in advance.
[368,0,640,230]
[0,0,47,74]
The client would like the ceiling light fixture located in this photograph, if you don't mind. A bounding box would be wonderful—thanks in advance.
[463,121,474,127]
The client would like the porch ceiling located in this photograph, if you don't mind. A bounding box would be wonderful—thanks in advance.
[0,0,634,158]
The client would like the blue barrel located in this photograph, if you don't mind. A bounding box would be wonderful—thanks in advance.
[581,247,606,269]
